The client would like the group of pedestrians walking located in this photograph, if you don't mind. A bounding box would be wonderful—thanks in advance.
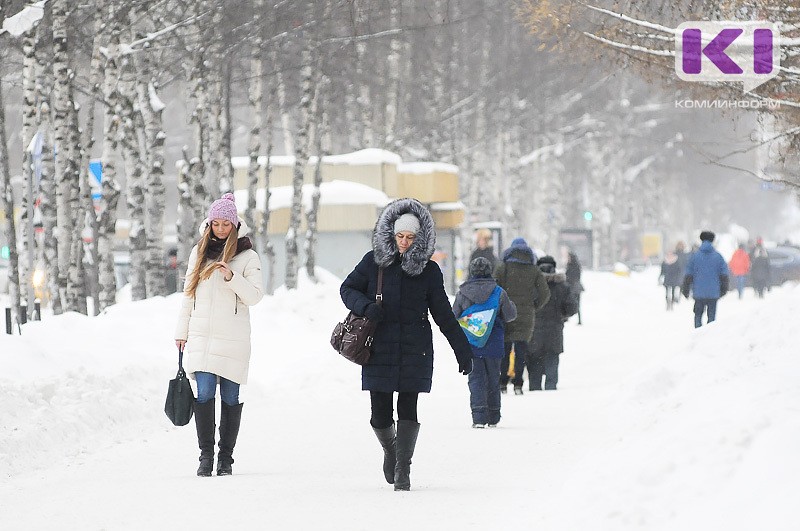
[457,233,580,427]
[172,195,583,491]
[662,231,774,328]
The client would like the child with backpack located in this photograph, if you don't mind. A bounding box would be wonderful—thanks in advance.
[452,257,517,428]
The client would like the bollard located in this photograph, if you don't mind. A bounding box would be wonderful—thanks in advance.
[34,301,41,321]
[5,308,10,335]
[20,305,27,325]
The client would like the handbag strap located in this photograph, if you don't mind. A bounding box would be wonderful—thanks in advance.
[177,346,185,371]
[376,268,384,306]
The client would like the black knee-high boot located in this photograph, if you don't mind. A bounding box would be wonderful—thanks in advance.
[217,402,243,476]
[372,423,397,484]
[194,399,216,477]
[394,420,420,491]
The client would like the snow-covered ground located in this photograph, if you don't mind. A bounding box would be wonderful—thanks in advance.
[1,267,798,530]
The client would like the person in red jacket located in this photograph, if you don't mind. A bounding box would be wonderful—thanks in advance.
[728,244,751,299]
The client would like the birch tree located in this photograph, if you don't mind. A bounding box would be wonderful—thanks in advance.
[0,0,22,325]
[305,78,329,282]
[245,0,264,232]
[260,68,277,295]
[285,42,314,290]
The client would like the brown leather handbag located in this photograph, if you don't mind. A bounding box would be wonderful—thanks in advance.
[330,268,384,365]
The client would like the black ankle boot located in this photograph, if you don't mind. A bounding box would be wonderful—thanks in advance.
[217,402,243,476]
[194,399,216,477]
[372,423,396,484]
[394,420,420,491]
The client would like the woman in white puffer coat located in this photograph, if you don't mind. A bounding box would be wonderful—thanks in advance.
[174,193,263,477]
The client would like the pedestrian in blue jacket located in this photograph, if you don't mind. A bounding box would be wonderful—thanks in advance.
[682,231,730,328]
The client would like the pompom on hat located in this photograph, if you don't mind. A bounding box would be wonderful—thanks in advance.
[393,213,420,235]
[208,193,239,226]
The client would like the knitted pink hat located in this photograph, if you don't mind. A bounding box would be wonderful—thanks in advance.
[207,193,239,225]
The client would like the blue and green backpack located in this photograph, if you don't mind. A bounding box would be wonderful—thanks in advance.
[458,286,502,348]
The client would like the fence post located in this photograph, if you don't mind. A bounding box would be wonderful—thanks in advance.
[5,308,11,335]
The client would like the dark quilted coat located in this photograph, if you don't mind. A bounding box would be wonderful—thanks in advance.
[493,240,551,343]
[530,272,579,356]
[340,199,472,393]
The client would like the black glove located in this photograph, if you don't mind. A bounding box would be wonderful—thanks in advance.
[457,355,473,376]
[719,275,729,297]
[364,303,384,322]
[681,275,692,299]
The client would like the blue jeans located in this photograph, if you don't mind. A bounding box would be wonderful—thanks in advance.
[735,275,747,298]
[693,299,717,328]
[195,371,240,406]
[527,353,560,390]
[468,357,502,425]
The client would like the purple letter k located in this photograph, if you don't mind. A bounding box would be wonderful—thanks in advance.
[682,28,743,74]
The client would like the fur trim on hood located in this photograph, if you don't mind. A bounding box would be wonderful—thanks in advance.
[372,198,435,276]
[542,271,566,284]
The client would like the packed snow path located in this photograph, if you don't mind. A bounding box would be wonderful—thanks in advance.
[1,268,798,530]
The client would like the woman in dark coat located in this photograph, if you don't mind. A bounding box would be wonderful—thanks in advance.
[565,250,583,324]
[340,198,473,491]
[527,256,578,391]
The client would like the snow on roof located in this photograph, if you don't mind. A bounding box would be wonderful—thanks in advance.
[233,180,389,212]
[321,148,402,166]
[230,155,297,169]
[429,201,465,211]
[398,162,459,175]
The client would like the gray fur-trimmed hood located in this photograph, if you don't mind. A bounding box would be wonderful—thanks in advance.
[372,198,435,276]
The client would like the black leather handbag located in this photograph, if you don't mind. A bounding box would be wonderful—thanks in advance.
[330,268,384,365]
[164,347,195,426]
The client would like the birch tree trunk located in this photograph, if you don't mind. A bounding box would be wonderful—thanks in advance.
[285,45,314,290]
[97,13,123,311]
[260,71,276,296]
[353,2,373,148]
[51,0,76,311]
[271,46,294,156]
[305,80,329,282]
[78,0,105,314]
[51,0,86,314]
[36,15,60,314]
[384,1,401,149]
[245,4,263,232]
[19,27,37,319]
[0,5,22,324]
[176,149,196,285]
[138,68,167,298]
[119,46,147,301]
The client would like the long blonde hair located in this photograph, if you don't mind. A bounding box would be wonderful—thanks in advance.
[184,224,239,298]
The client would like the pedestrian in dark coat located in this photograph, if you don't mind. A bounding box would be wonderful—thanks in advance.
[493,237,551,394]
[527,256,578,391]
[659,251,682,310]
[452,257,517,428]
[565,250,583,324]
[469,228,498,268]
[750,242,771,298]
[681,231,730,328]
[340,198,473,491]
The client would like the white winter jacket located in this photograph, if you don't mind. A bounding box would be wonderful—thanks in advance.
[174,223,264,385]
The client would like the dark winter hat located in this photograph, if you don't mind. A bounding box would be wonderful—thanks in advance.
[537,255,557,273]
[699,230,715,242]
[469,257,493,278]
[208,192,239,226]
[537,255,557,267]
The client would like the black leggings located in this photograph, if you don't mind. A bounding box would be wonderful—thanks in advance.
[370,391,419,429]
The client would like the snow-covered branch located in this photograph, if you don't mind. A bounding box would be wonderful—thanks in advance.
[582,32,674,57]
[0,1,47,37]
[584,4,677,35]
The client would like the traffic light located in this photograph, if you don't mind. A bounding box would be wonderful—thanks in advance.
[583,211,593,222]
